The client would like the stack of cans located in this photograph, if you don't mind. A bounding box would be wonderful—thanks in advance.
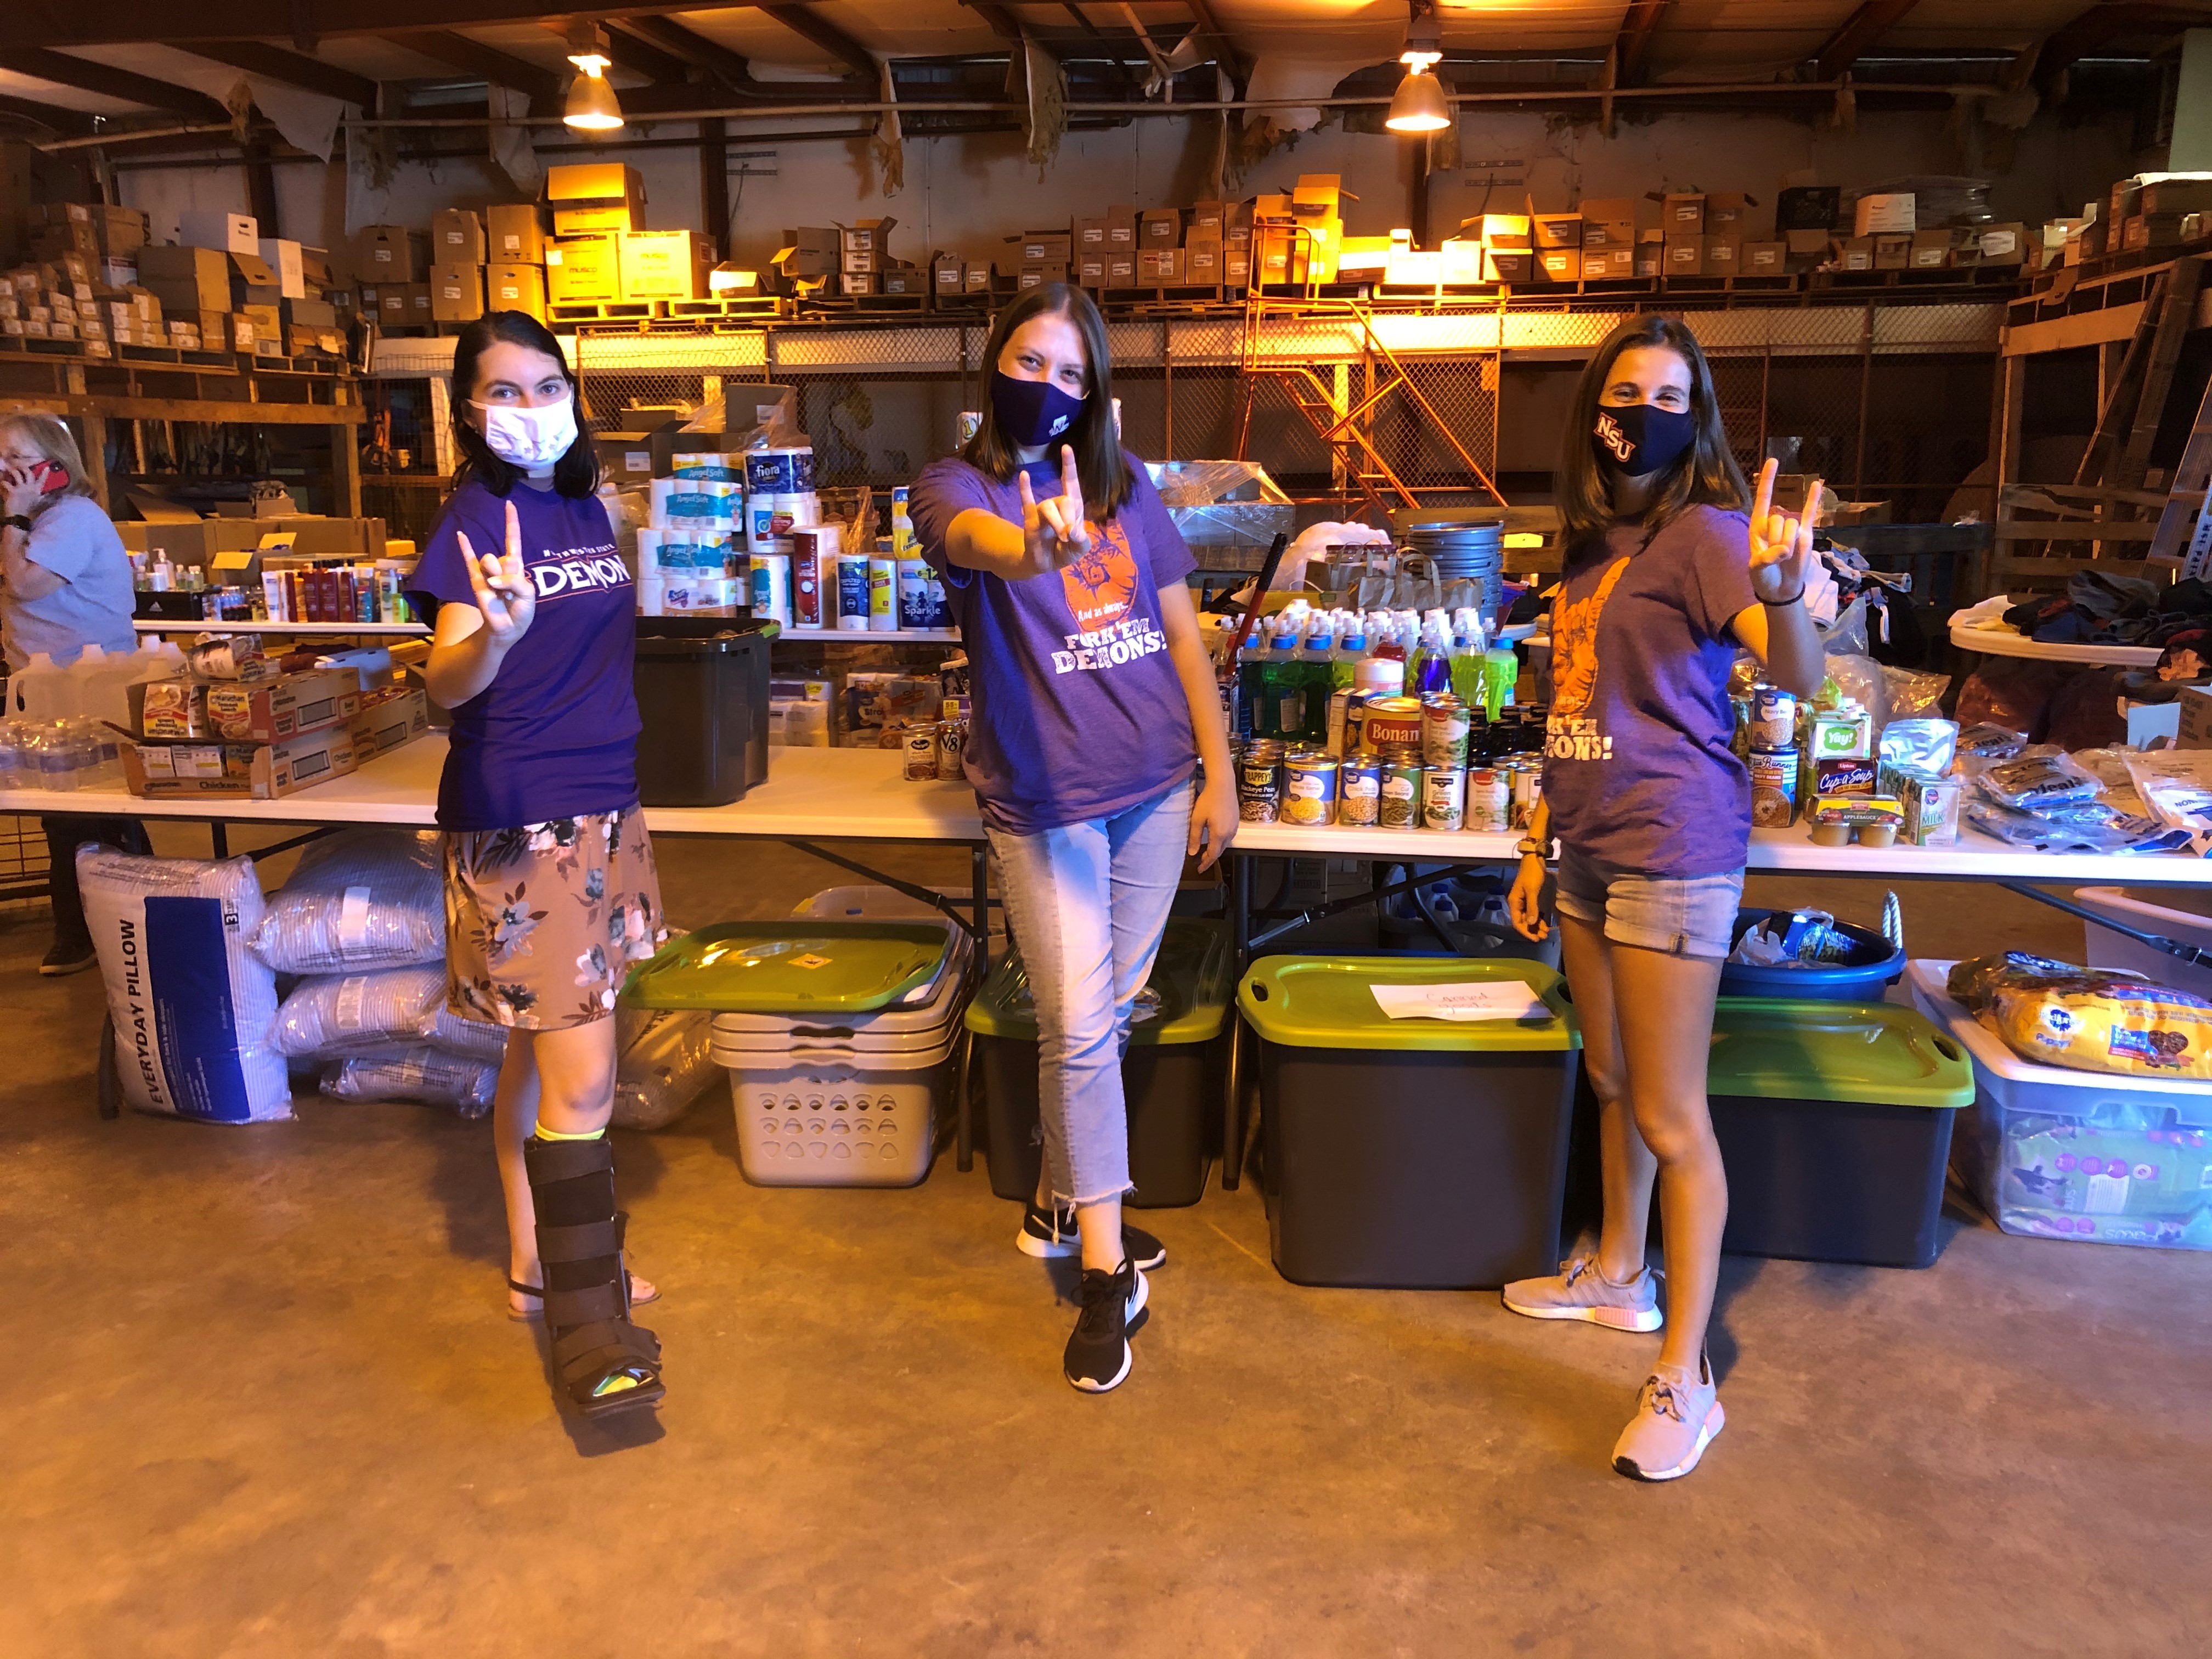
[1745,684,1800,828]
[1230,699,1550,834]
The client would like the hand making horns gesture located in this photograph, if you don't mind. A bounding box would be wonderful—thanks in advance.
[455,498,538,642]
[1747,456,1821,605]
[1015,443,1094,575]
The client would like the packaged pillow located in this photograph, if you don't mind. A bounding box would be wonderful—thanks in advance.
[253,828,444,974]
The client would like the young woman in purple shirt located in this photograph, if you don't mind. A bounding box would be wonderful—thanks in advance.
[909,284,1237,1394]
[1504,314,1825,1481]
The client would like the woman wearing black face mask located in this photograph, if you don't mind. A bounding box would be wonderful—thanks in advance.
[1500,314,1824,1483]
[908,284,1236,1395]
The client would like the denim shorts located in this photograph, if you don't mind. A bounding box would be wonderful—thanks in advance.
[1553,847,1744,961]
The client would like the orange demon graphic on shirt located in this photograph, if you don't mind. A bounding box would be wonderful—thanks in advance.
[1547,555,1630,761]
[1046,518,1170,676]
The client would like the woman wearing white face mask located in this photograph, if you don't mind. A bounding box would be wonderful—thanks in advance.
[402,312,668,1422]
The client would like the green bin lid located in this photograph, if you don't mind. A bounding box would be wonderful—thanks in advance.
[964,919,1233,1044]
[622,921,951,1013]
[1707,999,1973,1110]
[1238,956,1581,1053]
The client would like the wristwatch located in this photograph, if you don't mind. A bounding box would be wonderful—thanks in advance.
[1,514,31,535]
[1515,837,1551,859]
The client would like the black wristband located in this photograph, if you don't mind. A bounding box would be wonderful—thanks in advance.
[1762,585,1805,605]
[1,514,32,535]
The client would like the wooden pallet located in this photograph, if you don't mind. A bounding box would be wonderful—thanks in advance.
[546,300,670,323]
[1108,283,1234,307]
[800,291,933,315]
[664,296,791,320]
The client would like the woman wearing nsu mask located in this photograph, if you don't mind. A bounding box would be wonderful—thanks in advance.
[1502,314,1825,1481]
[909,284,1237,1394]
[403,311,668,1422]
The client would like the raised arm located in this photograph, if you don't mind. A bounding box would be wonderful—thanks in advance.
[940,445,1095,582]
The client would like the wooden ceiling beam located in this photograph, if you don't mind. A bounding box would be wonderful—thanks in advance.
[757,4,879,81]
[1611,2,1671,88]
[1814,0,1925,82]
[0,92,100,138]
[185,43,379,108]
[608,16,759,93]
[537,18,692,86]
[379,30,565,109]
[10,47,234,123]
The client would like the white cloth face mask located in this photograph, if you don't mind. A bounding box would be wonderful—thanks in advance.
[471,398,579,469]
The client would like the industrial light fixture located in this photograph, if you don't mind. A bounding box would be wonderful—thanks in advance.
[1386,1,1451,134]
[564,20,624,132]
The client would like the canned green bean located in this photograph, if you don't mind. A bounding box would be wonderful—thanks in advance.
[1421,765,1466,831]
[1420,695,1471,769]
[1379,748,1423,828]
[1465,766,1510,832]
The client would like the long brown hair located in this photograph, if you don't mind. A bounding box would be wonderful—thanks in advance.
[1556,313,1746,550]
[449,311,601,499]
[961,283,1133,519]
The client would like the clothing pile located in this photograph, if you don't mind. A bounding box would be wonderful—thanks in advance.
[2002,571,2212,656]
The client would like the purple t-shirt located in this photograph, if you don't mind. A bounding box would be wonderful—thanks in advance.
[908,452,1198,834]
[1542,505,1760,877]
[404,477,640,831]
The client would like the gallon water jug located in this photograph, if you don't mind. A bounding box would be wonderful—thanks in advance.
[11,652,77,721]
[69,645,136,729]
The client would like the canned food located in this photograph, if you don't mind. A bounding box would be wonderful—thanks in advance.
[1342,693,1370,758]
[1750,746,1799,827]
[1239,753,1283,823]
[1465,766,1510,832]
[1327,688,1365,758]
[1509,763,1543,830]
[1283,752,1340,826]
[1750,685,1798,752]
[1380,753,1424,828]
[904,723,942,782]
[1420,695,1472,769]
[1421,765,1466,832]
[1339,757,1381,827]
[1359,695,1425,754]
[936,721,966,781]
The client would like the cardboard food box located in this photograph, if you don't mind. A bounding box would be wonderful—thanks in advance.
[1182,241,1220,282]
[357,224,428,283]
[619,230,712,300]
[881,267,923,296]
[353,687,431,759]
[842,246,883,274]
[1189,200,1228,236]
[481,263,544,319]
[1105,205,1139,250]
[431,263,485,321]
[933,253,964,291]
[840,272,878,296]
[2125,213,2191,251]
[1475,213,1532,250]
[1385,249,1441,286]
[2138,178,2212,215]
[201,667,363,743]
[840,216,896,254]
[431,208,487,266]
[124,721,364,800]
[1291,174,1346,219]
[550,162,642,200]
[1077,251,1108,286]
[1664,233,1705,275]
[180,210,259,256]
[283,296,337,328]
[1853,193,1916,235]
[1873,233,1911,270]
[1483,249,1531,283]
[1534,246,1578,283]
[545,235,621,303]
[487,204,545,264]
[1978,222,2027,265]
[136,245,230,312]
[1775,186,1841,231]
[1139,209,1181,248]
[238,301,283,338]
[1075,216,1108,249]
[1531,213,1582,249]
[1017,262,1071,290]
[1104,253,1137,287]
[1910,228,1954,268]
[773,227,839,280]
[1704,191,1758,231]
[1578,198,1640,247]
[1705,235,1740,275]
[1220,203,1253,247]
[554,202,641,235]
[964,263,994,292]
[1743,240,1788,274]
[1661,193,1706,234]
[1013,228,1075,263]
[227,251,281,309]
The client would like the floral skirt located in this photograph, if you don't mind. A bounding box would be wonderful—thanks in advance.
[441,805,667,1030]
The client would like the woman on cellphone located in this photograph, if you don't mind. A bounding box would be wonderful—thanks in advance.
[909,284,1237,1395]
[404,311,667,1421]
[1503,314,1824,1481]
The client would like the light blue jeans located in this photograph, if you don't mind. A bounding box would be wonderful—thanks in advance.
[986,779,1193,1206]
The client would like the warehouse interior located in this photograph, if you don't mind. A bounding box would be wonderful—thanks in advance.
[6,2,2212,1654]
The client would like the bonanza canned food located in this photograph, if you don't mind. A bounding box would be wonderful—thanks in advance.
[1465,766,1510,832]
[1359,695,1424,754]
[1421,695,1472,769]
[1338,757,1381,826]
[1379,752,1423,828]
[1422,765,1466,832]
[904,723,942,781]
[1239,750,1283,823]
[1283,752,1340,826]
[1750,685,1798,752]
[1750,746,1799,827]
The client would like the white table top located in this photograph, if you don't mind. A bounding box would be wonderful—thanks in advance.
[7,740,2208,884]
[1949,622,2161,669]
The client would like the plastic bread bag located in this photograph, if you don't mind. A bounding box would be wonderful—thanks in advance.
[1877,718,1959,774]
[253,828,445,974]
[1974,751,2103,810]
[273,963,509,1063]
[2122,751,2212,856]
[320,1043,499,1117]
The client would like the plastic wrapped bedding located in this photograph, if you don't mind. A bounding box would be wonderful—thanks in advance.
[271,964,509,1063]
[77,847,291,1122]
[319,1044,499,1116]
[611,1007,716,1131]
[252,828,445,974]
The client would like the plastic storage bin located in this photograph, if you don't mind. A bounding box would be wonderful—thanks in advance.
[632,624,773,806]
[1908,961,2212,1251]
[967,919,1232,1210]
[1705,998,1973,1268]
[625,920,970,1187]
[1717,909,1905,1001]
[1239,956,1581,1289]
[2072,887,2212,1002]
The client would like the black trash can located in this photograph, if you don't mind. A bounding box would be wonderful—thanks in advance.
[633,622,775,806]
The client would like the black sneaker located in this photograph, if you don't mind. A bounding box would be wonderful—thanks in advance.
[40,939,97,977]
[1063,1259,1147,1394]
[1016,1199,1166,1270]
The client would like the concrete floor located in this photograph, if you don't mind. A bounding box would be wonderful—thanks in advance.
[6,829,2210,1656]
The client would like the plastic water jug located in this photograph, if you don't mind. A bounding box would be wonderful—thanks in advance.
[69,644,136,729]
[11,652,77,721]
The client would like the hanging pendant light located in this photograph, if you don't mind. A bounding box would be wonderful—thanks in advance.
[1385,1,1450,134]
[564,20,624,132]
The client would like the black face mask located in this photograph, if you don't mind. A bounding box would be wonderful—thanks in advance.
[1593,402,1697,478]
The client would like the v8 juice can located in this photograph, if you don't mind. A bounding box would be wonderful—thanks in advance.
[1379,749,1423,828]
[1421,765,1466,832]
[1283,752,1339,826]
[1338,757,1382,827]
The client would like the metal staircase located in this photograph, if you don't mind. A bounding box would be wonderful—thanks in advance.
[1231,292,1508,521]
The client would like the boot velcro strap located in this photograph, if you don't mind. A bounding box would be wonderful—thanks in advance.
[537,1218,622,1263]
[525,1137,614,1184]
[543,1280,627,1328]
[552,1319,660,1387]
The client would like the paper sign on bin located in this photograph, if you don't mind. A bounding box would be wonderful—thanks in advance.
[1369,982,1549,1022]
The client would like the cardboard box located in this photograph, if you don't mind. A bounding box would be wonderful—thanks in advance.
[485,263,547,320]
[1074,216,1108,249]
[1873,232,1911,270]
[1017,262,1071,291]
[1475,212,1532,250]
[773,227,839,280]
[486,205,545,264]
[933,253,964,291]
[1978,222,2027,265]
[2138,179,2212,215]
[179,211,258,256]
[1664,233,1705,275]
[123,722,363,800]
[619,230,710,300]
[357,224,428,283]
[201,667,363,743]
[1578,198,1640,247]
[1077,252,1108,286]
[549,162,644,202]
[1182,241,1221,282]
[431,208,486,266]
[964,264,994,292]
[838,272,877,297]
[840,216,896,253]
[136,245,230,312]
[1139,209,1181,248]
[553,203,640,235]
[1531,213,1582,250]
[353,687,431,759]
[1105,205,1138,250]
[1386,249,1442,286]
[1854,193,1915,235]
[1661,193,1706,234]
[251,239,303,300]
[1910,228,1954,268]
[1705,235,1740,275]
[545,235,621,303]
[1743,240,1788,274]
[1291,174,1346,219]
[1189,201,1228,236]
[1013,228,1075,263]
[1704,191,1758,232]
[2125,212,2190,251]
[1220,204,1253,247]
[1139,247,1184,282]
[430,263,484,321]
[881,267,923,296]
[228,251,280,309]
[1776,186,1841,231]
[2177,684,2212,748]
[1484,249,1531,283]
[1786,228,1834,258]
[1222,247,1250,286]
[1104,253,1137,287]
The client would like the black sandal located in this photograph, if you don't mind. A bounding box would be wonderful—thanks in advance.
[522,1137,665,1419]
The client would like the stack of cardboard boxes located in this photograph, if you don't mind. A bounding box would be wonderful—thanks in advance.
[540,163,716,308]
[837,217,920,297]
[420,205,548,325]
